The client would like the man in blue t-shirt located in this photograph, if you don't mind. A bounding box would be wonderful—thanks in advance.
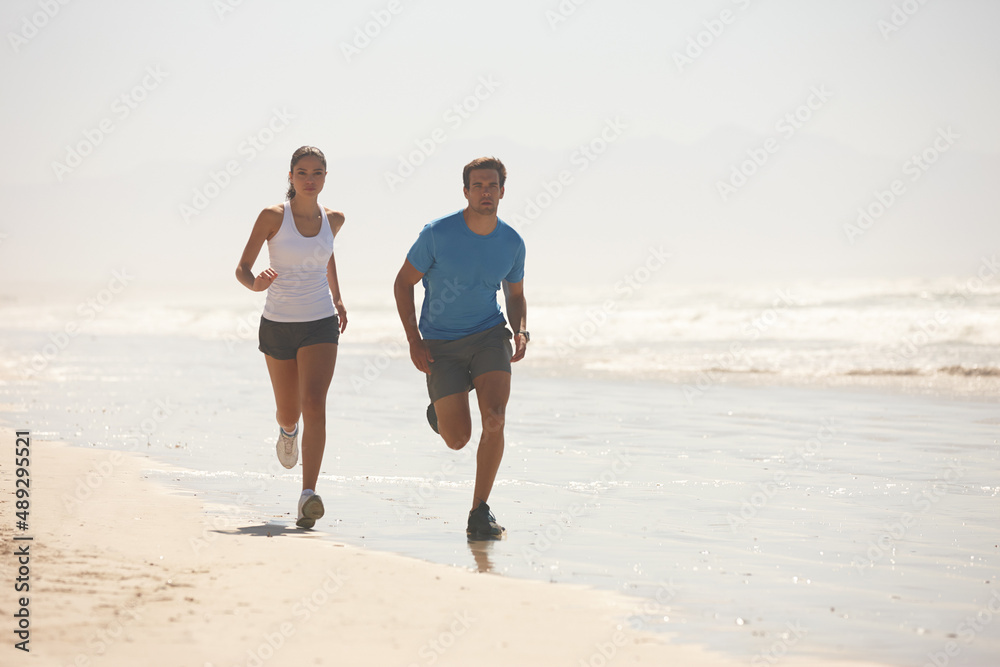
[393,156,529,539]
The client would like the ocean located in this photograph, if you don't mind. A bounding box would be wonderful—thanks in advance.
[2,278,998,665]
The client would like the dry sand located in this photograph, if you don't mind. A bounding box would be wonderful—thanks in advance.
[0,438,895,667]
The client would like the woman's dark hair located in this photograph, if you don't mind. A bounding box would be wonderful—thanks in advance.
[286,146,327,200]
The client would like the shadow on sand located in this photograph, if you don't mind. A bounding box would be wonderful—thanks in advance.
[209,522,326,538]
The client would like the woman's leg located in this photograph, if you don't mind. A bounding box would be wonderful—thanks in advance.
[264,355,301,433]
[296,343,338,491]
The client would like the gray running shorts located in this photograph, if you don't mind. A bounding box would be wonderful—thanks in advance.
[424,323,513,402]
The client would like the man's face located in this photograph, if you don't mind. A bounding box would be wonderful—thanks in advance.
[464,169,504,215]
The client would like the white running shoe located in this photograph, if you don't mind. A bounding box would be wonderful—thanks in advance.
[276,426,299,469]
[296,491,325,529]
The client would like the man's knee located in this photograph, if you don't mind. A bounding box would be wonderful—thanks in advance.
[445,437,469,451]
[482,406,506,434]
[441,424,472,450]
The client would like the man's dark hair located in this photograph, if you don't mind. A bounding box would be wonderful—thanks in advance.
[463,157,507,189]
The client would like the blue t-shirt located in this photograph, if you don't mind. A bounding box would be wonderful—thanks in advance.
[406,210,526,340]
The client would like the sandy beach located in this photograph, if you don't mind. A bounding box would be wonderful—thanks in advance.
[1,436,902,667]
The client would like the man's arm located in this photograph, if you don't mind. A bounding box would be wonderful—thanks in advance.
[503,279,528,362]
[393,259,434,373]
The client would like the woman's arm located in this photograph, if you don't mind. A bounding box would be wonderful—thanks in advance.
[326,209,348,332]
[236,206,282,291]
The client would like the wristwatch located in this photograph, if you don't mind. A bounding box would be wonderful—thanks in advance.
[517,330,530,342]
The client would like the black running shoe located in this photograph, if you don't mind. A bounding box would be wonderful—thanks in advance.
[426,402,439,434]
[467,501,505,539]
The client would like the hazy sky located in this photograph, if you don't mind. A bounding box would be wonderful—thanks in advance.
[1,0,998,305]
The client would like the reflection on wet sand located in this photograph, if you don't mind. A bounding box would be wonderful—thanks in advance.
[468,537,501,573]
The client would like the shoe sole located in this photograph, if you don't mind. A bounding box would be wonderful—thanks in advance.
[296,495,324,529]
[277,439,298,469]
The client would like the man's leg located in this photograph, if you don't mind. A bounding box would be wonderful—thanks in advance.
[433,392,472,451]
[470,370,511,512]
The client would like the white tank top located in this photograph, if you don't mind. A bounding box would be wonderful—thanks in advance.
[262,201,336,322]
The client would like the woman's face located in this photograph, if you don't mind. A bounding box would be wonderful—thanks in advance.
[289,155,327,196]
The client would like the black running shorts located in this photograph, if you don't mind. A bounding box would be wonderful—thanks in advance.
[258,314,340,360]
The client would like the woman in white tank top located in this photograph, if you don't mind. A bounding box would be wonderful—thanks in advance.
[235,146,347,528]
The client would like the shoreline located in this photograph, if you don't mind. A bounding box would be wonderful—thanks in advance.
[516,356,1000,403]
[0,436,898,667]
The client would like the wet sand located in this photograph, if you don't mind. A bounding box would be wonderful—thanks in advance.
[0,437,902,667]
